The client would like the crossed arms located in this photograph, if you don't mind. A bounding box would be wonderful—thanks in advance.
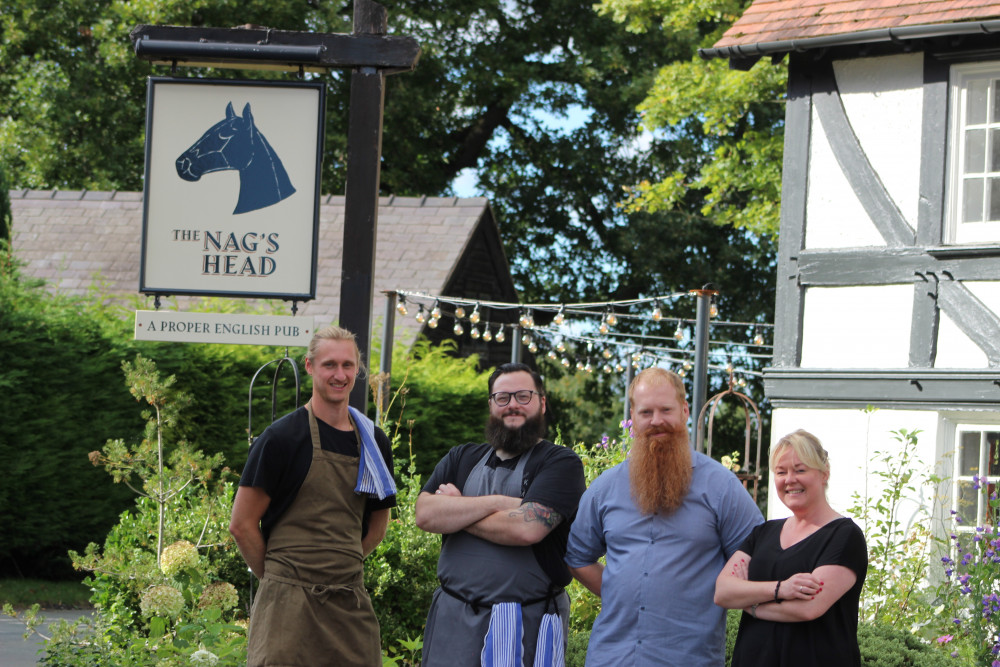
[414,482,563,547]
[714,550,857,622]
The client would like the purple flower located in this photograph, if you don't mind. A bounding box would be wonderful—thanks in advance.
[936,634,953,644]
[601,435,609,449]
[973,474,983,490]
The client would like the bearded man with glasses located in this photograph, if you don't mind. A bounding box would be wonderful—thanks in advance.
[416,362,585,667]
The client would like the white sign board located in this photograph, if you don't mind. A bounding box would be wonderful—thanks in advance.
[140,78,325,300]
[134,311,317,347]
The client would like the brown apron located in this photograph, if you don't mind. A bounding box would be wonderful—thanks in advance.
[247,403,381,666]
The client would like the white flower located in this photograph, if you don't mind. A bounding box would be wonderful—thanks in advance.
[140,585,185,618]
[190,649,219,665]
[161,540,200,577]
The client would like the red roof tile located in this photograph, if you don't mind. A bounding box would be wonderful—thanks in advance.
[714,0,1000,49]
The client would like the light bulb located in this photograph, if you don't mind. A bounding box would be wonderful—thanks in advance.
[397,300,408,316]
[431,304,441,319]
[428,317,439,329]
[602,348,612,359]
[470,306,481,324]
[454,322,464,335]
[682,360,692,371]
[651,304,662,321]
[584,362,593,373]
[709,303,719,318]
[599,322,609,335]
[753,332,764,346]
[674,321,684,341]
[615,363,624,373]
[603,364,612,374]
[553,308,565,325]
[678,368,687,377]
[632,352,642,362]
[547,350,557,360]
[415,306,426,324]
[726,362,734,373]
[576,361,585,371]
[455,306,466,319]
[522,333,531,345]
[556,341,566,353]
[496,328,506,343]
[606,312,617,326]
[632,359,640,369]
[738,377,747,388]
[561,357,571,368]
[483,326,493,342]
[528,342,538,353]
[519,311,530,327]
[470,326,480,339]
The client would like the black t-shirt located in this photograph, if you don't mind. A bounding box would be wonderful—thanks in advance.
[421,440,586,588]
[731,517,868,667]
[239,406,396,541]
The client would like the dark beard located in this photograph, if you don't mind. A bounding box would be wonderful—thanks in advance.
[629,425,693,515]
[485,412,546,457]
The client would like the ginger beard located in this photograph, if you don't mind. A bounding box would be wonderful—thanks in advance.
[629,424,693,515]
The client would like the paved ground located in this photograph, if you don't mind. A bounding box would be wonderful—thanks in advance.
[0,609,95,666]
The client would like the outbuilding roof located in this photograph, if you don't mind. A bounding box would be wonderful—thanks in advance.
[9,189,518,354]
[702,0,1000,64]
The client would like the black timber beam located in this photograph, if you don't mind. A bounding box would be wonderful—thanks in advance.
[130,24,420,74]
[764,367,1000,409]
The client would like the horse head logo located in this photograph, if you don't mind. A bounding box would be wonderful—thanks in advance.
[176,102,296,215]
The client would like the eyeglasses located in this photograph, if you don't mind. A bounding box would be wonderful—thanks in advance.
[489,390,541,406]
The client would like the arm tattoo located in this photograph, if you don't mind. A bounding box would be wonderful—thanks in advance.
[509,502,563,529]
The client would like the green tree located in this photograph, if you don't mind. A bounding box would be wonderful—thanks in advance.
[594,0,787,238]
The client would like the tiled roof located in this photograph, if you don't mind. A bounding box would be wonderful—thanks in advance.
[10,189,513,347]
[714,0,1000,50]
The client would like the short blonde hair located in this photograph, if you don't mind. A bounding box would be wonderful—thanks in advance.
[628,367,687,406]
[306,325,365,374]
[770,429,830,476]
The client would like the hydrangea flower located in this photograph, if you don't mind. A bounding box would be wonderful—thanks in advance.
[140,585,185,618]
[161,540,200,577]
[198,582,240,611]
[190,649,219,666]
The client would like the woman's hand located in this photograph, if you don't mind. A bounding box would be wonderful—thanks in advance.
[776,573,824,602]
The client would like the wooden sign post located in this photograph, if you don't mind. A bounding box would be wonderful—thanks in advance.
[131,0,420,411]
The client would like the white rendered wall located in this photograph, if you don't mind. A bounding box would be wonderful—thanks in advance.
[935,281,1000,368]
[800,284,913,368]
[805,54,923,249]
[768,408,942,528]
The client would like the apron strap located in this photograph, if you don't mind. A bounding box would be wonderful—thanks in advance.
[263,572,364,608]
[440,582,563,615]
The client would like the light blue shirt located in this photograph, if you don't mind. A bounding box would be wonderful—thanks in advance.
[565,451,763,666]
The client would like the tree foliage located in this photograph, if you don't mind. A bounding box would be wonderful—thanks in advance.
[1,0,777,309]
[595,0,788,238]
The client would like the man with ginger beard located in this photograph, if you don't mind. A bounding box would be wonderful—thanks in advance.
[565,367,762,666]
[416,363,585,666]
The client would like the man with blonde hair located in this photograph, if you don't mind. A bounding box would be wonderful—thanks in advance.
[565,367,762,666]
[230,325,396,666]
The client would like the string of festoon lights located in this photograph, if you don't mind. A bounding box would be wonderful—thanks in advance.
[391,290,773,389]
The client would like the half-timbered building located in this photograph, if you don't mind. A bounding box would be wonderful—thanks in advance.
[702,0,1000,536]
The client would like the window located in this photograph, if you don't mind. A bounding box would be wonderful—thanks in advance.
[952,425,999,533]
[947,64,1000,244]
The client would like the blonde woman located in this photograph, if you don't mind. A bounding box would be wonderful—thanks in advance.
[714,430,867,667]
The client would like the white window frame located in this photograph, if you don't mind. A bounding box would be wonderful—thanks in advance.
[946,63,1000,244]
[950,423,999,534]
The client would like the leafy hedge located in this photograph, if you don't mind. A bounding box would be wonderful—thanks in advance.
[0,246,503,579]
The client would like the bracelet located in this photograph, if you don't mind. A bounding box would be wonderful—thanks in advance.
[750,603,759,618]
[773,580,782,603]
